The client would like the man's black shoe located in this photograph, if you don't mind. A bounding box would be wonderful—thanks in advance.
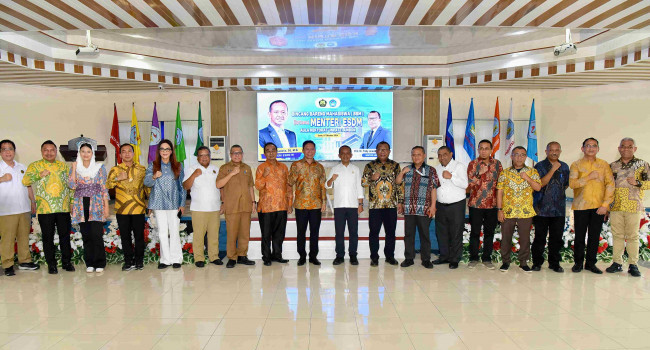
[226,260,236,268]
[520,265,532,273]
[297,257,306,266]
[237,256,256,265]
[499,263,510,272]
[585,265,603,274]
[350,257,359,265]
[400,259,414,267]
[422,261,434,269]
[385,257,398,266]
[62,264,75,272]
[370,259,378,267]
[18,263,39,270]
[195,261,205,268]
[272,257,289,263]
[135,263,144,270]
[122,264,135,271]
[571,264,583,273]
[309,258,321,266]
[211,259,224,266]
[449,262,459,269]
[550,266,564,273]
[4,267,15,276]
[158,263,169,269]
[531,264,542,271]
[606,262,623,273]
[629,264,642,277]
[432,259,448,265]
[263,260,272,266]
[172,263,181,269]
[48,265,58,274]
[333,257,344,265]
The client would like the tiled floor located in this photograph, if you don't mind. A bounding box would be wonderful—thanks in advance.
[0,260,649,350]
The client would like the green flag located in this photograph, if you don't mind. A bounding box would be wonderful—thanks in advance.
[194,102,204,156]
[175,102,186,163]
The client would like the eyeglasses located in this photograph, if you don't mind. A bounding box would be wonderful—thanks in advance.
[159,148,172,152]
[231,152,243,156]
[0,148,14,152]
[584,144,598,149]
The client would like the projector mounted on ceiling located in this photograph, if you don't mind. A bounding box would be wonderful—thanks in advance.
[75,30,99,56]
[554,28,577,57]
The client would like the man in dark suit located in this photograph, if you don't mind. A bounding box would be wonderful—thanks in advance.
[259,100,297,149]
[360,111,392,149]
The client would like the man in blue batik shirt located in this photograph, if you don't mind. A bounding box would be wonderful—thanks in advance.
[532,141,570,273]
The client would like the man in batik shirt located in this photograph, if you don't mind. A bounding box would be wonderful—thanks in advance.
[466,139,502,269]
[288,140,326,266]
[362,141,403,267]
[256,143,293,266]
[606,137,650,277]
[532,142,570,273]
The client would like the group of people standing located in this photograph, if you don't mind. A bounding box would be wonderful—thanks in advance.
[0,136,647,277]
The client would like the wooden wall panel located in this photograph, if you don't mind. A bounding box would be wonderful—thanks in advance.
[210,90,227,136]
[423,90,440,136]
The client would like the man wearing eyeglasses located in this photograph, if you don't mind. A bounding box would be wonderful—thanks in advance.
[0,140,39,276]
[606,137,649,277]
[183,146,223,268]
[217,145,256,268]
[360,111,391,149]
[532,142,570,273]
[569,138,614,274]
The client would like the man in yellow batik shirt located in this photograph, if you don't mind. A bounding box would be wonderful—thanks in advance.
[288,140,326,266]
[107,144,149,271]
[496,146,541,273]
[606,137,650,277]
[23,140,74,275]
[569,137,615,274]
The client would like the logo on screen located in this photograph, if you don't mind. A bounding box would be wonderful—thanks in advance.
[315,98,340,108]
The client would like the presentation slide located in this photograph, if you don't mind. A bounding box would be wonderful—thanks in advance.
[257,92,394,161]
[256,27,390,49]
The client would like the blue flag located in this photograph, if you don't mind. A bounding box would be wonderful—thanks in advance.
[527,99,538,162]
[445,98,455,159]
[463,98,476,161]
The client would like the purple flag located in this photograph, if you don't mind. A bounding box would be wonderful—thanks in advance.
[148,102,161,164]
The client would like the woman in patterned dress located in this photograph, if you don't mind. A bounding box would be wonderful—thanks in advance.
[144,139,186,269]
[68,143,109,273]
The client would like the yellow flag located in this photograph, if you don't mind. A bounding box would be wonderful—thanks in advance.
[130,105,142,163]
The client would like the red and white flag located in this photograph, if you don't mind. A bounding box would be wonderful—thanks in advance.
[110,103,122,164]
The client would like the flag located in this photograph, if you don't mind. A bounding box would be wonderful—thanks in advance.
[175,102,187,163]
[130,104,142,164]
[110,103,121,164]
[148,102,161,164]
[527,99,538,162]
[504,98,515,158]
[491,98,501,158]
[445,98,455,159]
[463,98,476,161]
[194,102,204,156]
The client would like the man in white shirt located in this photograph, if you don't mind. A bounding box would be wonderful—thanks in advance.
[434,146,469,269]
[326,145,364,266]
[183,146,223,268]
[0,139,39,276]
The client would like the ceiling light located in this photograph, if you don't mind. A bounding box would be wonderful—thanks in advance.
[124,34,149,39]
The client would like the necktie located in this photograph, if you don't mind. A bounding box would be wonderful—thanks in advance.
[367,130,374,148]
